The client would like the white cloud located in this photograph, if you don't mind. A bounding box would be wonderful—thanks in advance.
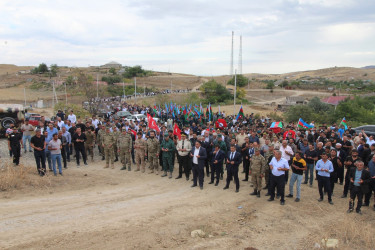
[0,0,374,75]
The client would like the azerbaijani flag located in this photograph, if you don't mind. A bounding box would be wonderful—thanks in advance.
[235,105,244,120]
[270,122,283,129]
[298,118,314,130]
[340,117,348,130]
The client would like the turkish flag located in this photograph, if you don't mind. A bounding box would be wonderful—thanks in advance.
[173,123,181,140]
[215,119,227,130]
[147,113,160,132]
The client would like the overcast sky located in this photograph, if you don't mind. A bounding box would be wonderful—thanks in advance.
[0,0,374,75]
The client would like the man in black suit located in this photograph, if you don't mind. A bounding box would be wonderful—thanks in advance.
[347,161,371,214]
[209,144,225,186]
[223,145,242,192]
[190,141,207,190]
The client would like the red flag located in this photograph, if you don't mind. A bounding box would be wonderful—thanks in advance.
[215,119,227,130]
[173,123,181,140]
[130,129,137,139]
[147,113,160,132]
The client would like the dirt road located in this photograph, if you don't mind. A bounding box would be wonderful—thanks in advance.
[0,142,374,249]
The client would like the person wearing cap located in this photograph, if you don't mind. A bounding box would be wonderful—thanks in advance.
[31,129,47,176]
[117,128,132,171]
[21,118,34,153]
[249,147,266,197]
[134,132,147,173]
[176,132,192,180]
[112,126,120,162]
[8,127,23,166]
[146,130,160,174]
[161,134,175,178]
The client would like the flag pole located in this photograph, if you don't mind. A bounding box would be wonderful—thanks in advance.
[233,70,237,116]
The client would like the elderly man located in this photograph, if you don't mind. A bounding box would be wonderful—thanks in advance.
[176,132,192,180]
[268,150,289,205]
[347,161,370,214]
[280,140,294,183]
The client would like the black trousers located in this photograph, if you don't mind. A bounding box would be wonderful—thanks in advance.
[34,150,46,175]
[330,172,337,193]
[364,179,375,205]
[211,163,222,184]
[343,168,352,196]
[205,156,211,176]
[350,186,363,211]
[11,145,21,165]
[75,145,87,164]
[61,147,67,168]
[226,165,239,190]
[178,155,191,178]
[337,166,344,184]
[243,158,250,180]
[270,175,285,201]
[192,163,204,187]
[318,175,332,201]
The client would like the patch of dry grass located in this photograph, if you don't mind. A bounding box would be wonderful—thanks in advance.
[0,163,52,191]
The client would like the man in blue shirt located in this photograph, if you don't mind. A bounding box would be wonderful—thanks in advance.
[348,161,371,214]
[268,150,290,205]
[364,155,375,209]
[46,123,58,141]
[315,152,334,205]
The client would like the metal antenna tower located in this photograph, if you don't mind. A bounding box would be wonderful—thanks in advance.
[230,31,234,76]
[238,35,242,75]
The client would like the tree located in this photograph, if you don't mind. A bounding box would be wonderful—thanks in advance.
[284,105,314,123]
[65,76,74,85]
[308,97,332,113]
[227,74,248,88]
[122,65,149,78]
[109,67,117,75]
[266,82,274,89]
[200,80,232,104]
[102,75,123,84]
[236,88,246,99]
[76,72,100,114]
[50,64,58,77]
[38,63,48,73]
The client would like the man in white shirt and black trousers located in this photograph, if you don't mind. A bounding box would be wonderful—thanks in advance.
[223,145,242,193]
[190,141,207,190]
[268,150,290,205]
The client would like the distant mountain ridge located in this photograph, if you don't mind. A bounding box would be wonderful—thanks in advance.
[361,65,375,69]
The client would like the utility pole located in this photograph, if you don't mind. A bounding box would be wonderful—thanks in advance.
[238,35,242,75]
[230,31,234,76]
[134,77,137,101]
[23,88,26,107]
[122,81,125,98]
[96,74,99,99]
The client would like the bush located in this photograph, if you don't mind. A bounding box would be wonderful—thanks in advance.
[227,74,248,87]
[200,80,232,104]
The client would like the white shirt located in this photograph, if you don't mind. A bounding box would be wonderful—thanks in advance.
[193,147,200,164]
[57,121,64,129]
[68,114,76,124]
[92,119,99,129]
[280,145,293,161]
[269,157,290,176]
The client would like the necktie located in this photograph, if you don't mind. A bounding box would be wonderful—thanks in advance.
[231,152,233,160]
[182,140,184,149]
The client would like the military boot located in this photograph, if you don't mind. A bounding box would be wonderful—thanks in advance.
[250,189,257,195]
[161,171,167,177]
[257,191,261,198]
[114,157,118,162]
[102,156,105,161]
[121,166,126,170]
[128,166,131,171]
[169,172,173,179]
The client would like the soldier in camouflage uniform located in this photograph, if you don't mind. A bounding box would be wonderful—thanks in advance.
[146,130,160,174]
[112,126,120,162]
[85,128,96,162]
[134,132,147,172]
[263,145,274,191]
[117,128,132,171]
[161,134,175,178]
[97,125,106,160]
[249,148,266,197]
[101,127,115,169]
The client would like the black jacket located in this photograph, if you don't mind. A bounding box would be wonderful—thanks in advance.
[349,168,371,194]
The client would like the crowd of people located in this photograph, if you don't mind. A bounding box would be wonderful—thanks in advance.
[4,102,375,215]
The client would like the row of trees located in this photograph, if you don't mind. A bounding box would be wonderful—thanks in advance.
[31,63,58,77]
[284,96,375,126]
